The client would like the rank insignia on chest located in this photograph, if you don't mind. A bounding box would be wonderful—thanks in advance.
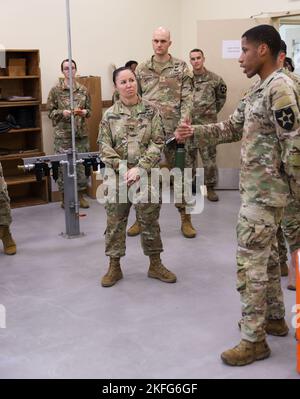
[275,107,295,131]
[160,76,166,83]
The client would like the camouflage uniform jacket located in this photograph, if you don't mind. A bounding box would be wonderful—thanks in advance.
[47,79,91,138]
[98,97,164,172]
[282,68,300,101]
[193,70,300,207]
[135,55,193,139]
[192,68,227,124]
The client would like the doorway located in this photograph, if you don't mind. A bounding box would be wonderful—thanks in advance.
[279,15,300,75]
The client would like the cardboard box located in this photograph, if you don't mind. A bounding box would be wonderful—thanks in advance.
[8,58,26,76]
[76,76,102,151]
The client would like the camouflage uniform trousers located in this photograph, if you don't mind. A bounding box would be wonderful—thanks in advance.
[281,198,300,254]
[105,175,163,258]
[163,142,197,212]
[0,162,12,227]
[54,135,89,192]
[276,226,288,266]
[237,202,285,343]
[199,144,218,187]
[192,118,218,188]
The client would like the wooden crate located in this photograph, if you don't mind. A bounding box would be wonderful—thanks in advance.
[8,58,26,76]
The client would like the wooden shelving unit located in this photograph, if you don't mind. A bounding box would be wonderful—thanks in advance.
[0,76,40,80]
[0,49,49,208]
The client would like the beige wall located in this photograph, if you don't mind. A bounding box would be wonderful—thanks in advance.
[0,0,182,154]
[2,0,300,155]
[179,0,300,61]
[0,0,181,102]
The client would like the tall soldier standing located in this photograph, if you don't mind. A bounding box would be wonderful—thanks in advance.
[175,25,300,366]
[47,59,91,208]
[127,27,195,239]
[190,48,227,201]
[277,40,300,290]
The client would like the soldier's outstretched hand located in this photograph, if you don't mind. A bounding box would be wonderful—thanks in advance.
[174,122,194,143]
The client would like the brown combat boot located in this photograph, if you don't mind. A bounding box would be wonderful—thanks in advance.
[221,339,271,366]
[78,192,89,209]
[265,319,289,337]
[127,220,141,237]
[207,186,219,202]
[0,226,17,255]
[179,210,196,238]
[280,262,289,277]
[148,254,177,283]
[101,258,123,287]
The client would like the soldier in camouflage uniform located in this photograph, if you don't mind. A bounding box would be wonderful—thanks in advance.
[275,41,300,289]
[190,48,227,202]
[175,25,300,366]
[98,67,176,287]
[276,225,289,276]
[127,27,195,239]
[0,162,16,255]
[47,59,91,208]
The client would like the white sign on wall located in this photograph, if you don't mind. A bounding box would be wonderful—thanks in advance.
[222,40,242,59]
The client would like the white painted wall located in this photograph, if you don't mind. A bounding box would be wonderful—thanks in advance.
[2,0,300,100]
[2,0,300,154]
[0,0,181,101]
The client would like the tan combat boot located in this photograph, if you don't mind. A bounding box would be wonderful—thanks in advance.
[127,220,141,237]
[101,258,123,287]
[148,254,177,283]
[265,319,289,337]
[0,226,17,255]
[179,210,196,238]
[207,186,219,202]
[221,339,271,366]
[280,262,289,277]
[78,192,89,209]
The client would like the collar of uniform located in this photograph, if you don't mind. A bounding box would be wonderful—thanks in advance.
[252,70,280,93]
[193,67,209,81]
[148,54,174,70]
[58,77,81,92]
[113,95,145,116]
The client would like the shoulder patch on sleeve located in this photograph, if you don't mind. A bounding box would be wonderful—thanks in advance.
[275,107,295,131]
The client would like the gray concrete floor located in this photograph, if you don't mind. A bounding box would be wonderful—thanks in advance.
[0,191,298,379]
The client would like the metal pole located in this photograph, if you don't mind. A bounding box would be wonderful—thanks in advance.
[61,151,81,238]
[65,0,79,217]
